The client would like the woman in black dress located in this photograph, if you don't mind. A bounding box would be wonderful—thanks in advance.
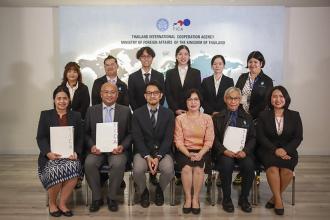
[257,86,303,215]
[37,86,83,217]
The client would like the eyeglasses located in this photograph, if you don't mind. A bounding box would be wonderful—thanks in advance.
[187,98,200,102]
[227,96,240,101]
[140,55,152,59]
[102,90,117,95]
[145,91,160,96]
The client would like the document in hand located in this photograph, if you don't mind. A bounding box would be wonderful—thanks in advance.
[223,126,247,153]
[50,126,74,158]
[96,122,118,152]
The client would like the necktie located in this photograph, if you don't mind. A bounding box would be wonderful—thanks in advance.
[105,107,113,123]
[150,109,157,128]
[229,111,237,127]
[144,73,150,84]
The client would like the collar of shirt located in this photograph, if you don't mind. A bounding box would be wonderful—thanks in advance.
[178,66,188,75]
[141,68,151,80]
[66,81,79,100]
[147,104,159,118]
[102,103,116,110]
[106,75,117,84]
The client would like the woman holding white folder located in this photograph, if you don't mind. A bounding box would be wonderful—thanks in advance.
[212,87,256,213]
[36,85,83,217]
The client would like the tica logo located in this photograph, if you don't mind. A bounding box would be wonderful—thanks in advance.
[173,19,191,31]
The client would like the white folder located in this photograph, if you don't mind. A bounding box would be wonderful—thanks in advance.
[96,122,118,152]
[223,126,247,153]
[50,126,74,158]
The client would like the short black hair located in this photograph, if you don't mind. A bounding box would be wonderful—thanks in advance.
[52,85,71,110]
[175,45,191,67]
[211,55,226,66]
[145,80,164,93]
[104,55,117,65]
[246,51,265,68]
[184,88,203,107]
[268,85,291,109]
[136,46,156,59]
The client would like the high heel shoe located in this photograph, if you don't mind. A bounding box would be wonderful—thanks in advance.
[274,208,284,215]
[182,202,191,214]
[191,202,200,215]
[59,207,73,217]
[265,201,275,209]
[49,208,62,217]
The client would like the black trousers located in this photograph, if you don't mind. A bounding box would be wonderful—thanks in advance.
[216,155,255,200]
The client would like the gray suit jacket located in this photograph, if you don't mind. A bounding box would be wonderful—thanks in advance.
[84,103,132,153]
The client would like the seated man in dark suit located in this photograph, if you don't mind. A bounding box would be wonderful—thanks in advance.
[91,55,129,106]
[132,81,175,208]
[128,46,165,185]
[84,82,132,212]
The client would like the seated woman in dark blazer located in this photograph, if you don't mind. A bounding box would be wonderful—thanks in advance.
[213,87,256,213]
[257,85,303,215]
[36,85,83,217]
[201,54,234,116]
[61,61,90,120]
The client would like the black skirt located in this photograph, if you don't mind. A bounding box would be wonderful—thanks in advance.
[175,149,210,171]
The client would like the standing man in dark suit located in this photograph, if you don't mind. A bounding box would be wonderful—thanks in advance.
[132,81,175,208]
[84,82,132,212]
[91,55,129,106]
[128,46,165,111]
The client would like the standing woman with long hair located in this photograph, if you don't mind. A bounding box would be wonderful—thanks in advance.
[61,61,90,120]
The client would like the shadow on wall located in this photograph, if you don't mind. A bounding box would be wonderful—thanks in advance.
[0,61,50,154]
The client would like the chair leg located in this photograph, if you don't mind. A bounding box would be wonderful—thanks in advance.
[46,192,49,207]
[85,177,89,206]
[170,176,175,206]
[128,171,134,206]
[292,172,295,206]
[252,172,258,205]
[210,171,217,206]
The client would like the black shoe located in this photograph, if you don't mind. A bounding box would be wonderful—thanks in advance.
[238,197,252,213]
[275,208,284,215]
[191,202,201,215]
[60,209,73,217]
[89,199,104,212]
[265,201,275,209]
[222,198,234,213]
[140,188,150,208]
[182,205,191,214]
[149,173,158,185]
[120,180,126,189]
[107,198,118,212]
[155,184,164,206]
[49,209,62,217]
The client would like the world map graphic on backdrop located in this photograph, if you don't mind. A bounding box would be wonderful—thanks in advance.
[77,46,245,91]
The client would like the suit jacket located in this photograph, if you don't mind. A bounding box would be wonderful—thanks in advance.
[212,107,256,160]
[165,67,201,113]
[128,69,165,111]
[61,82,90,119]
[84,103,132,153]
[235,71,273,119]
[36,109,83,169]
[257,109,303,158]
[91,75,129,106]
[201,74,234,115]
[132,105,175,158]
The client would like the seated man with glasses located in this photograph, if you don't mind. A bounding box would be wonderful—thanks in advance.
[132,81,175,208]
[212,87,256,213]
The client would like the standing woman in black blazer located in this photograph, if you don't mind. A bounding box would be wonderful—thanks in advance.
[257,86,303,215]
[235,51,273,120]
[201,55,234,115]
[36,86,83,217]
[165,45,201,116]
[234,51,273,185]
[61,61,90,119]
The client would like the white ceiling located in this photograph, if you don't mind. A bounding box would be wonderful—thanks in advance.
[0,0,329,7]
